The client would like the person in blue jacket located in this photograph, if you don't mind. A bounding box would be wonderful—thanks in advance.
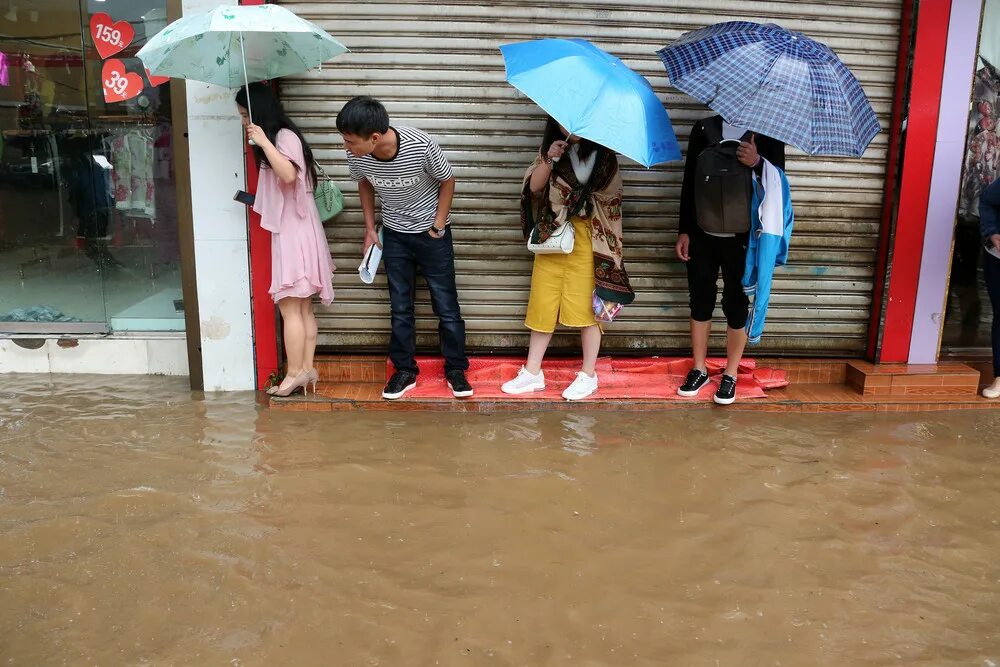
[675,114,785,405]
[980,177,1000,399]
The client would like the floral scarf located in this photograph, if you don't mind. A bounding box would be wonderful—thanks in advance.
[520,149,634,305]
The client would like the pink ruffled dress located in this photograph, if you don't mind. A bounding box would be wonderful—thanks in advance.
[253,129,335,305]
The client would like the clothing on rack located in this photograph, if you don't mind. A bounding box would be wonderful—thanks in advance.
[0,52,9,87]
[110,126,155,217]
[959,59,1000,219]
[152,124,180,263]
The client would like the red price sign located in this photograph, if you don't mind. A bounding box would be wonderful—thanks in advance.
[90,13,135,59]
[102,59,144,103]
[145,68,170,87]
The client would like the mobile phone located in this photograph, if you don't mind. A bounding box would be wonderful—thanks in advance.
[234,190,255,206]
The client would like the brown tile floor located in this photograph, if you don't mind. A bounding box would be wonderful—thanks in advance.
[267,381,1000,414]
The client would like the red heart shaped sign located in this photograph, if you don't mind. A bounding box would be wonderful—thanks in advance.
[90,13,135,59]
[102,59,145,103]
[145,69,170,87]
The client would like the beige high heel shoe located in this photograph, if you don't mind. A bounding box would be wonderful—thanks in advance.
[270,370,310,397]
[307,368,319,395]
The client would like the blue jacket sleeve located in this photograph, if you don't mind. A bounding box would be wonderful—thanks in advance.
[743,171,793,344]
[742,180,763,297]
[981,178,1000,241]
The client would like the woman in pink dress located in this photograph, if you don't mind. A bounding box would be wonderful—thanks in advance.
[236,84,335,396]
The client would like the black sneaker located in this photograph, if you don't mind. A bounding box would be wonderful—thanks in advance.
[382,371,417,400]
[714,374,738,405]
[445,370,474,398]
[677,368,710,397]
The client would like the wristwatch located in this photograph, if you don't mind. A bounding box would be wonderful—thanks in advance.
[430,225,446,236]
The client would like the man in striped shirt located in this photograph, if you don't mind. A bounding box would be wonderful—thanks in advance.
[337,96,472,400]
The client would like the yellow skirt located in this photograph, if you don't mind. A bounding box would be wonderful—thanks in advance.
[524,217,597,333]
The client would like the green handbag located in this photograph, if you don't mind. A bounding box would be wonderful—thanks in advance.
[313,162,344,221]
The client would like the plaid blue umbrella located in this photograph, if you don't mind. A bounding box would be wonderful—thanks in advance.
[500,38,681,167]
[657,21,879,157]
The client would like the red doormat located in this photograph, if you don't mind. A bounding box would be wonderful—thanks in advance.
[396,356,789,401]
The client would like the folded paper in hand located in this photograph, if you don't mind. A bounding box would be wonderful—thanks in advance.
[359,233,383,284]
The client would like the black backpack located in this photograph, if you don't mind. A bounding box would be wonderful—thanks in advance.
[694,120,753,234]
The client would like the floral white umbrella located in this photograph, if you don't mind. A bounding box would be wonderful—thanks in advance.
[137,4,348,123]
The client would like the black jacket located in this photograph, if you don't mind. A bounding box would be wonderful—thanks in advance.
[678,115,786,236]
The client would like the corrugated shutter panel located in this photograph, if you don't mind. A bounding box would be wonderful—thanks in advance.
[279,0,901,356]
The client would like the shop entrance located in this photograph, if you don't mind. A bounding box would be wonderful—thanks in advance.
[0,0,182,334]
[941,0,1000,373]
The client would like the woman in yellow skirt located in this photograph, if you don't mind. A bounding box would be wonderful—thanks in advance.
[502,118,635,400]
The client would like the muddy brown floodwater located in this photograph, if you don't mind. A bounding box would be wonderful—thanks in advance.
[1,375,999,666]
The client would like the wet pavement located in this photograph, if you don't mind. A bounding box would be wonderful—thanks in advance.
[1,375,999,666]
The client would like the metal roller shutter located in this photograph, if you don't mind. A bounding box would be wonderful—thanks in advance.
[279,0,902,356]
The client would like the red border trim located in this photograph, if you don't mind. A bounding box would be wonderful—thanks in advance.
[241,0,278,389]
[877,0,952,363]
[867,0,914,361]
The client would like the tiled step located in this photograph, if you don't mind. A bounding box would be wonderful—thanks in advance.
[312,355,384,383]
[266,381,999,413]
[846,361,980,397]
[262,356,998,413]
[754,359,848,385]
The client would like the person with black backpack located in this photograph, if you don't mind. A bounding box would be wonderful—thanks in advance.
[675,114,785,405]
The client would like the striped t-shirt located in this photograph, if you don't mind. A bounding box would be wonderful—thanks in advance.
[345,126,454,233]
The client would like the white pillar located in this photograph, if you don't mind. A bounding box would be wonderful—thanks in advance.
[183,0,254,390]
[907,0,985,363]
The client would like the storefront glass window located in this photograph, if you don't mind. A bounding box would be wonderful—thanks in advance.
[942,0,999,355]
[0,0,181,333]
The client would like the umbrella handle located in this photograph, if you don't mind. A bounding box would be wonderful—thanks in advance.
[239,31,255,146]
[551,134,573,163]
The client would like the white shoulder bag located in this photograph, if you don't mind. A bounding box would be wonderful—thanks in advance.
[527,221,575,254]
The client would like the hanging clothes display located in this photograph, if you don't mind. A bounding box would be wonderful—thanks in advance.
[152,123,179,263]
[959,59,1000,219]
[110,126,155,217]
[0,52,10,87]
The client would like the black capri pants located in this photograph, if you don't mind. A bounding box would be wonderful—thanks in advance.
[685,228,750,330]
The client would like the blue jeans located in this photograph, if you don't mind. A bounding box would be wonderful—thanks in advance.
[382,226,468,374]
[985,249,1000,377]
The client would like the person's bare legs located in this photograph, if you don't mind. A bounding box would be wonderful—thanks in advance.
[299,297,318,376]
[690,319,711,371]
[580,324,601,376]
[725,326,748,377]
[524,330,553,375]
[275,297,307,392]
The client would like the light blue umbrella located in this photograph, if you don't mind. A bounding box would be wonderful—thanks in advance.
[657,21,879,157]
[500,38,681,168]
[138,4,347,123]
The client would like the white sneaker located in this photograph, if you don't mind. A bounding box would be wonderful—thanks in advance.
[562,371,598,401]
[501,366,545,395]
[984,380,1000,399]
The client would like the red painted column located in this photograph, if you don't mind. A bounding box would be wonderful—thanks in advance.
[867,0,913,361]
[877,0,952,363]
[240,0,279,389]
